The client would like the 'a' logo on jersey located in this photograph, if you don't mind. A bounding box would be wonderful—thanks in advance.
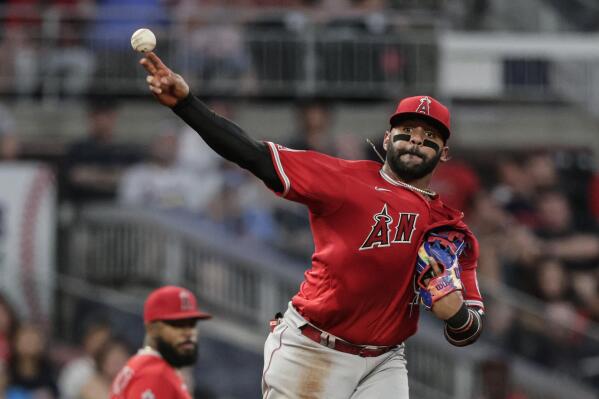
[415,96,432,115]
[360,204,419,250]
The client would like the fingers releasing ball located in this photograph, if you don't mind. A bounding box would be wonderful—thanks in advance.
[131,28,156,53]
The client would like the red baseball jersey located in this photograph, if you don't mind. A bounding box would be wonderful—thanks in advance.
[111,348,192,399]
[266,142,484,346]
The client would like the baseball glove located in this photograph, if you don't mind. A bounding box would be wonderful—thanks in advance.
[416,230,466,310]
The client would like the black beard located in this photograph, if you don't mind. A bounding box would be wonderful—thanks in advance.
[156,336,198,368]
[386,147,442,181]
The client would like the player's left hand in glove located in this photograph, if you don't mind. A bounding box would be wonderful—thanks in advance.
[416,230,466,320]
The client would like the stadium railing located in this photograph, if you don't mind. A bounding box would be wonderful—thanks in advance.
[3,4,599,106]
[0,5,436,99]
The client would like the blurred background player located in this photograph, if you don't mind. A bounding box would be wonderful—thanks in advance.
[110,285,211,399]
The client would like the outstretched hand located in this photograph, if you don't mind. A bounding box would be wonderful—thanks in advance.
[139,52,190,108]
[425,255,464,321]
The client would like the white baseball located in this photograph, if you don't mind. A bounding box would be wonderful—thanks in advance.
[131,28,156,53]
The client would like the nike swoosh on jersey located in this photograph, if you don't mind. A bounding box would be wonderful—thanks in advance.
[375,186,392,192]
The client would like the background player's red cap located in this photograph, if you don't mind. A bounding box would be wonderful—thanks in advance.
[389,95,451,140]
[144,285,212,323]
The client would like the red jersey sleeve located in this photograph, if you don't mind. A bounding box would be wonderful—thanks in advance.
[265,142,347,214]
[126,374,178,399]
[460,230,484,311]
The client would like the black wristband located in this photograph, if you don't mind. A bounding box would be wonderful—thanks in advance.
[446,303,470,330]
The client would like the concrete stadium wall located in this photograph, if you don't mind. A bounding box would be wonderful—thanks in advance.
[8,100,599,156]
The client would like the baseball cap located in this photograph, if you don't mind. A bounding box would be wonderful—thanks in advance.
[389,95,451,140]
[144,286,212,323]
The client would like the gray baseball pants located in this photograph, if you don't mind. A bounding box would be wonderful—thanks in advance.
[262,303,409,399]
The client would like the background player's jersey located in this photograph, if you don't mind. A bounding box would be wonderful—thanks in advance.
[111,348,192,399]
[266,142,484,346]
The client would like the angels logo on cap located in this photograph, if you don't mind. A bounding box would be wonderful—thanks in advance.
[179,291,194,311]
[415,96,432,115]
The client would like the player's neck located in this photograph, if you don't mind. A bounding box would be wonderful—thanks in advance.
[382,164,433,191]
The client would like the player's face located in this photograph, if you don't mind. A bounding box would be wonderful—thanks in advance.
[384,120,447,181]
[153,318,199,368]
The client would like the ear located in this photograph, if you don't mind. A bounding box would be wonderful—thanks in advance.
[145,322,159,338]
[383,130,391,151]
[440,145,450,162]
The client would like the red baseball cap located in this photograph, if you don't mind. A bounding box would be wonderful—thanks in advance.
[143,286,212,323]
[389,95,451,140]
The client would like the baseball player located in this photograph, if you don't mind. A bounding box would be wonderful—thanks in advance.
[110,286,211,399]
[139,52,484,399]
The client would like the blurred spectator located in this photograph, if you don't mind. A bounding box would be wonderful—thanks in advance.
[319,0,407,93]
[532,259,587,367]
[80,338,130,399]
[533,258,573,303]
[207,162,278,242]
[287,100,335,153]
[512,258,586,369]
[118,125,221,213]
[0,105,19,160]
[474,358,529,399]
[1,1,42,97]
[524,151,559,192]
[8,323,58,399]
[89,0,168,50]
[0,294,18,364]
[88,0,169,85]
[0,359,30,399]
[44,1,96,99]
[535,190,599,271]
[554,149,595,229]
[173,11,251,87]
[467,191,541,285]
[535,189,574,236]
[244,9,307,87]
[62,99,142,205]
[491,155,536,227]
[482,298,517,350]
[58,321,112,399]
[3,0,42,29]
[466,191,507,282]
[459,0,490,31]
